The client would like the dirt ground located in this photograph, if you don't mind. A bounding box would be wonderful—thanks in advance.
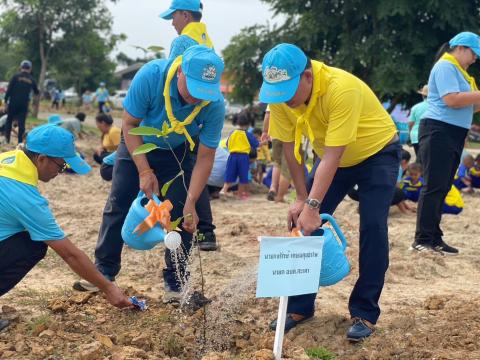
[1,131,480,360]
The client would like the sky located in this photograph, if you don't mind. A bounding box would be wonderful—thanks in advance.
[107,0,283,60]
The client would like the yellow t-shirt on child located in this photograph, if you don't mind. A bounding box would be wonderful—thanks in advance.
[257,144,271,162]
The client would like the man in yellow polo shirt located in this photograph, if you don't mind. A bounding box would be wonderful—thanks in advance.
[261,44,400,341]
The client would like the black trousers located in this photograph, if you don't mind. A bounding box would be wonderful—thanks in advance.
[287,142,400,324]
[415,119,468,245]
[0,232,47,297]
[4,105,28,144]
[94,141,214,291]
[94,150,111,165]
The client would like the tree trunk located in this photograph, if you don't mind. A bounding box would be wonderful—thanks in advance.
[33,11,47,119]
[387,95,402,114]
[33,57,47,119]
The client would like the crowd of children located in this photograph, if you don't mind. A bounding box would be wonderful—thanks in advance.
[395,150,466,216]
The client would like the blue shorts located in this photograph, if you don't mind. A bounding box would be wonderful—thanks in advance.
[225,153,250,184]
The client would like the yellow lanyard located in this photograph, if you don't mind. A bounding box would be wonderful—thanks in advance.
[440,53,478,91]
[289,66,322,164]
[162,56,209,150]
[181,22,213,48]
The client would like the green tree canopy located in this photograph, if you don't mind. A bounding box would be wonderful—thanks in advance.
[0,0,123,112]
[224,0,480,109]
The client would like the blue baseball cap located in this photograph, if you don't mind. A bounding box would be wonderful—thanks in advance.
[182,45,224,102]
[160,0,201,20]
[259,43,307,104]
[26,125,91,175]
[48,114,63,125]
[449,31,480,57]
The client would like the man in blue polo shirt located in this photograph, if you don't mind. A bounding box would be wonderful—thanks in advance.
[0,125,132,331]
[73,45,225,304]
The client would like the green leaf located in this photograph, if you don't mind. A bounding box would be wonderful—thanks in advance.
[162,122,170,134]
[132,143,158,155]
[169,217,183,231]
[129,126,164,136]
[147,45,165,52]
[161,171,184,197]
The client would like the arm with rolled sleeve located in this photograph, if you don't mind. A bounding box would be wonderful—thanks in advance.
[122,62,164,198]
[198,100,225,149]
[436,63,480,108]
[246,131,259,150]
[183,100,224,232]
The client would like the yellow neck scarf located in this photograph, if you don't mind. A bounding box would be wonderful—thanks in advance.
[0,150,38,186]
[440,52,478,91]
[181,22,213,48]
[162,56,210,150]
[289,61,325,164]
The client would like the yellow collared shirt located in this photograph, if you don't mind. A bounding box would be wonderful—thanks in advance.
[268,61,397,167]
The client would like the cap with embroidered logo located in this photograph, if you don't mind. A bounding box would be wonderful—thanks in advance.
[449,31,480,57]
[160,0,201,20]
[260,43,308,104]
[26,125,91,175]
[181,45,224,102]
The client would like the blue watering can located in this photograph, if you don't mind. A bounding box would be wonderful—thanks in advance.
[311,214,350,287]
[121,192,167,250]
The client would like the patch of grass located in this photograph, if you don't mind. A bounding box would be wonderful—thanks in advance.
[28,314,52,335]
[26,117,45,126]
[466,141,480,149]
[305,346,336,360]
[140,312,173,327]
[163,335,184,357]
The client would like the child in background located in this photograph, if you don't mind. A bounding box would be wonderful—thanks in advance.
[469,154,480,188]
[399,162,424,202]
[453,154,474,193]
[94,113,120,164]
[222,113,259,199]
[252,128,271,183]
[442,185,464,215]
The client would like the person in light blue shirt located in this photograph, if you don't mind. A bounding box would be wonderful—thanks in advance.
[73,46,225,303]
[0,125,132,331]
[95,82,110,113]
[408,85,429,158]
[413,31,480,255]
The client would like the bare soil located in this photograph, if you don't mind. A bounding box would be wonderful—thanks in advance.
[1,132,480,359]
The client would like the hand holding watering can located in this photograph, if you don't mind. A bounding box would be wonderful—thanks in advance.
[291,211,351,287]
[288,198,321,235]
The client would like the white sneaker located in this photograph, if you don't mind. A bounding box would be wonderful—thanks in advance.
[73,279,101,292]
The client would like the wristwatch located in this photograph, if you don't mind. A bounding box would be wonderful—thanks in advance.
[305,198,321,210]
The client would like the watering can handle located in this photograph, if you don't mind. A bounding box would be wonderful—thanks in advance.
[137,191,161,205]
[320,214,348,251]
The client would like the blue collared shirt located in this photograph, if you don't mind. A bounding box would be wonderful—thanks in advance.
[422,60,474,129]
[123,59,225,150]
[169,35,198,60]
[0,177,64,242]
